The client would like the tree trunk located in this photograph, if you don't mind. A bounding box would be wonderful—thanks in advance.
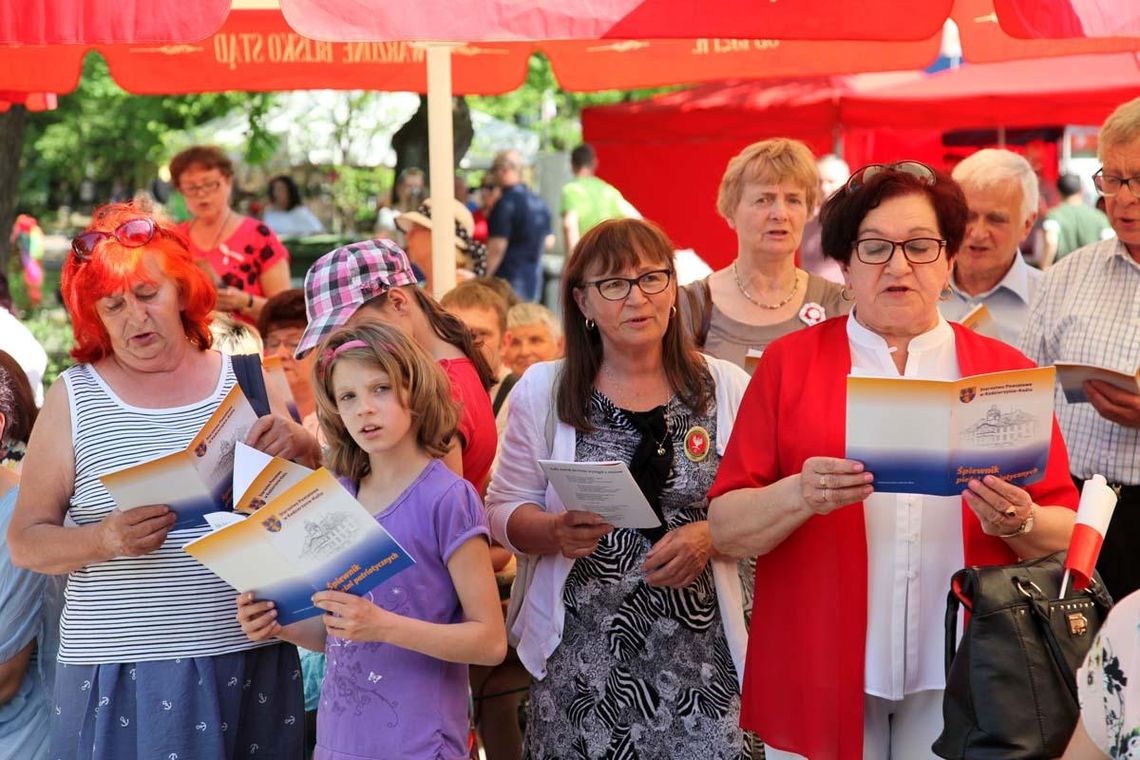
[0,105,27,273]
[390,95,473,191]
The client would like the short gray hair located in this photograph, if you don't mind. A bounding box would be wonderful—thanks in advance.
[1100,96,1140,157]
[951,148,1038,221]
[507,302,561,340]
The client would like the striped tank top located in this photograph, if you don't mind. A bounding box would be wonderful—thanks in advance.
[59,355,263,664]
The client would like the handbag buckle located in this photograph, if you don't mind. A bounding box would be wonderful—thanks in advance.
[1067,612,1090,637]
[1015,578,1044,599]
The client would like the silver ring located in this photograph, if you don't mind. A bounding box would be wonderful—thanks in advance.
[1004,507,1017,518]
[821,487,829,501]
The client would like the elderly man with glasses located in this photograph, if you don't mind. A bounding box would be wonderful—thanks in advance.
[1020,95,1140,602]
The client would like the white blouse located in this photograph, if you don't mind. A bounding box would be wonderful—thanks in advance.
[847,313,965,700]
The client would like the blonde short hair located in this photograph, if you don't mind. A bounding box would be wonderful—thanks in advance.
[716,138,820,221]
[1099,96,1140,157]
[313,322,458,481]
[209,312,263,356]
[507,302,562,340]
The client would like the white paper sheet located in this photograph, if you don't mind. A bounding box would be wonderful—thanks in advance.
[538,460,662,529]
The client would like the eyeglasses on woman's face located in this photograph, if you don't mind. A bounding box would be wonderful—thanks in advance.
[851,237,946,265]
[581,268,673,301]
[181,179,224,197]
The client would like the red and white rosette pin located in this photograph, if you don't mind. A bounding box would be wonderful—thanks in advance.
[798,301,826,326]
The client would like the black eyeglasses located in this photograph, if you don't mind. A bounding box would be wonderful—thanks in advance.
[846,161,937,194]
[852,237,946,265]
[1092,169,1140,197]
[71,217,164,262]
[182,179,223,197]
[582,268,673,301]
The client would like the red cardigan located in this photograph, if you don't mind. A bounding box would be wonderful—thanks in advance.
[708,316,1078,760]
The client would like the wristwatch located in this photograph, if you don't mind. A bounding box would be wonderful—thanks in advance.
[998,506,1036,539]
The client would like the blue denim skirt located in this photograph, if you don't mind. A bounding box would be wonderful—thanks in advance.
[51,643,304,760]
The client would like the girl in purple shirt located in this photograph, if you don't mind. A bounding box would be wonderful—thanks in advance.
[238,323,506,759]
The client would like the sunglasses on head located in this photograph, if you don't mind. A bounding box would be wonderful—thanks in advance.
[71,217,164,262]
[846,161,937,194]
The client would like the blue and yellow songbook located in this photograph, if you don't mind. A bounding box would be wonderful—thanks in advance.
[185,467,415,625]
[846,366,1056,496]
[100,384,259,529]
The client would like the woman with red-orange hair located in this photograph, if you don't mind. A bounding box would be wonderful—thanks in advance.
[6,203,318,760]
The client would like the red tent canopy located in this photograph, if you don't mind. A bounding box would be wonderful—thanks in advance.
[584,52,1140,268]
[994,0,1140,39]
[841,52,1140,130]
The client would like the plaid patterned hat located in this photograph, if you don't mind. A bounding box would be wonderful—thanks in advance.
[295,239,418,358]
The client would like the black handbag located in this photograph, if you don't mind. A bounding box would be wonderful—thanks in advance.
[933,551,1113,759]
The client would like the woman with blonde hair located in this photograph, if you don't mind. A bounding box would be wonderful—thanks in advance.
[682,138,848,372]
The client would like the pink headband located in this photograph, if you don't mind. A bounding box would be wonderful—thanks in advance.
[319,339,369,377]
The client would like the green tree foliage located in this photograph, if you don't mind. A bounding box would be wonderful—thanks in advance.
[18,54,278,219]
[468,53,676,150]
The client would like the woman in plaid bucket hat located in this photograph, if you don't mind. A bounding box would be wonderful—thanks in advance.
[297,240,498,493]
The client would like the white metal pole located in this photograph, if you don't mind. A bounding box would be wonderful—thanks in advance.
[426,43,457,298]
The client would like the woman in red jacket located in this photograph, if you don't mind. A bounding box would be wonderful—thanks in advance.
[707,162,1078,760]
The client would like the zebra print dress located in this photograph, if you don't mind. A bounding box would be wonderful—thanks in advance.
[525,391,745,760]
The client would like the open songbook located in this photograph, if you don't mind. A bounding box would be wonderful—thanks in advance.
[846,366,1056,496]
[185,467,415,625]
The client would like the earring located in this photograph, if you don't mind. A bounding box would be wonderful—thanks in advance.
[669,305,677,319]
[840,286,854,302]
[938,286,952,302]
[585,318,596,330]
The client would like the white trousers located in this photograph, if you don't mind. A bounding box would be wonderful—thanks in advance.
[763,689,944,760]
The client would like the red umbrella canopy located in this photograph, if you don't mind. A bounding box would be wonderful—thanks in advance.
[282,0,953,42]
[0,0,229,44]
[994,0,1140,39]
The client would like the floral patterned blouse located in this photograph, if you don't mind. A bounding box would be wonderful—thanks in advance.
[1078,590,1140,758]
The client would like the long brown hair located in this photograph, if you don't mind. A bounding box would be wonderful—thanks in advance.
[558,218,713,431]
[366,286,496,391]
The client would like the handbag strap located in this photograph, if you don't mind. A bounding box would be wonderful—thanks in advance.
[943,570,971,676]
[1025,590,1081,704]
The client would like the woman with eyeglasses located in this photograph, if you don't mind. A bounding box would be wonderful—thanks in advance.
[6,204,316,760]
[681,138,849,374]
[485,218,752,758]
[170,145,292,323]
[706,163,1078,759]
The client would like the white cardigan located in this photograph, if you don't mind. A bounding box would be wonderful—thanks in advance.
[485,356,751,687]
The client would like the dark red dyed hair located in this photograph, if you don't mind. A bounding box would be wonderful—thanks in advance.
[62,203,216,363]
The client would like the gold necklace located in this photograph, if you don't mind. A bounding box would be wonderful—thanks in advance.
[194,208,233,252]
[732,261,800,310]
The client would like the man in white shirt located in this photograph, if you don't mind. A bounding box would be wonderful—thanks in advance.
[0,276,48,406]
[939,149,1041,346]
[1020,96,1140,601]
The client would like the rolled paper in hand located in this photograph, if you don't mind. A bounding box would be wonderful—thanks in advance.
[1063,474,1119,592]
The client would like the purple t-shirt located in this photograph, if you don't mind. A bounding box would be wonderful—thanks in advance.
[315,459,490,760]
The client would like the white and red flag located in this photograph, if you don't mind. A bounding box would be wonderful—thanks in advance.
[1062,474,1119,596]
